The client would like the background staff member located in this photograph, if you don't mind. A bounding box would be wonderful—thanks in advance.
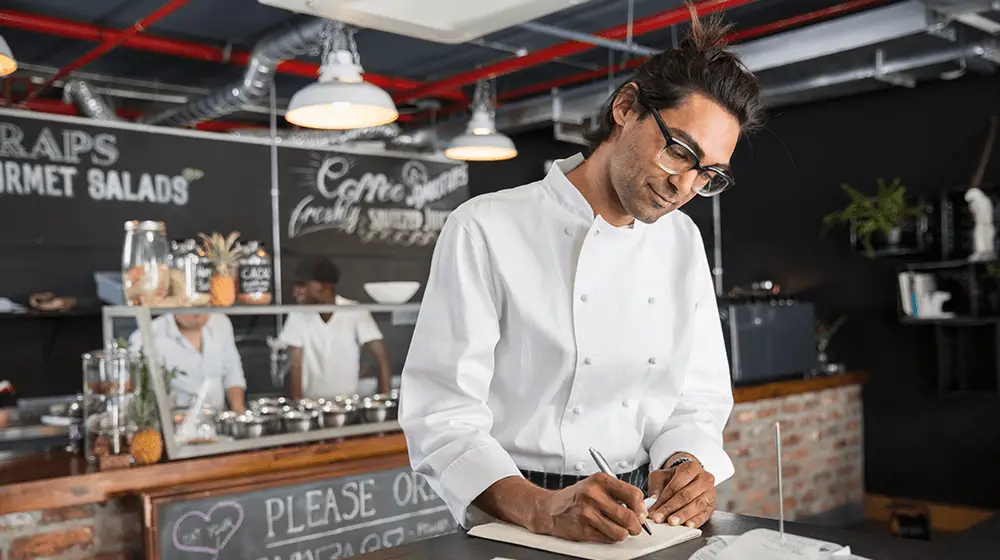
[400,9,764,544]
[129,313,246,412]
[281,257,391,399]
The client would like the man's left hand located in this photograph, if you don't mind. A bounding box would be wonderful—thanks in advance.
[647,455,716,528]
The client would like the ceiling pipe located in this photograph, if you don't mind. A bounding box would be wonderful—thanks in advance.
[393,0,758,103]
[61,79,123,121]
[516,21,659,56]
[0,9,466,102]
[497,0,891,103]
[141,18,328,127]
[228,123,400,146]
[19,0,192,104]
[15,99,255,132]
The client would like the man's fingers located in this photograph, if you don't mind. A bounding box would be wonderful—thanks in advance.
[582,506,631,542]
[595,474,648,521]
[651,472,714,523]
[649,463,699,520]
[647,470,668,501]
[586,489,642,536]
[686,507,713,529]
[665,493,711,527]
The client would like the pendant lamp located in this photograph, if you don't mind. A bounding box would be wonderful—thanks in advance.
[0,34,17,77]
[286,23,398,130]
[444,81,517,162]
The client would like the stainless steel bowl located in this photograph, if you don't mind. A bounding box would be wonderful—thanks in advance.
[281,410,312,433]
[304,408,322,430]
[389,388,399,401]
[361,399,391,423]
[254,406,283,435]
[231,414,265,439]
[251,397,287,412]
[297,398,322,411]
[319,403,354,428]
[215,411,239,437]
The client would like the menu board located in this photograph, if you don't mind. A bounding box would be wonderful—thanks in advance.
[278,148,469,257]
[149,465,457,560]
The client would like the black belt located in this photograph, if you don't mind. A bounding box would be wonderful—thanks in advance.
[520,463,650,494]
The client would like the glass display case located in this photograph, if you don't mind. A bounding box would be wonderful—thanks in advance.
[100,303,418,460]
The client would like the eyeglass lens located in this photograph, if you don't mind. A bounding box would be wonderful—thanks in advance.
[656,144,731,195]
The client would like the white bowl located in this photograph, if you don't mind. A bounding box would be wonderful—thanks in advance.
[364,282,420,304]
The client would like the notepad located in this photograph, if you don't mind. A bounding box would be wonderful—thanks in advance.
[467,521,701,560]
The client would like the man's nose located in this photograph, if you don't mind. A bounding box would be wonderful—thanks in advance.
[668,169,700,197]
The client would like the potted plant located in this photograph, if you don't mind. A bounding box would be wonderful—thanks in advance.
[198,232,244,306]
[822,177,928,258]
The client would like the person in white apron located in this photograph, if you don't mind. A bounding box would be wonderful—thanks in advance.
[400,10,764,544]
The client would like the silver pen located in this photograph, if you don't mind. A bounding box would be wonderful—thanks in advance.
[589,447,653,536]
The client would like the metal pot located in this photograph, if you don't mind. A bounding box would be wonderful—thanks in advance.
[254,406,283,435]
[215,411,239,437]
[281,410,312,433]
[231,414,265,439]
[304,408,322,430]
[361,399,392,423]
[319,403,354,429]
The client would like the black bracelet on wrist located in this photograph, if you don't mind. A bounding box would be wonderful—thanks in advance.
[668,457,693,469]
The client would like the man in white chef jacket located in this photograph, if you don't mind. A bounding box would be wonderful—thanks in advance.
[129,313,247,413]
[281,257,392,399]
[400,12,764,544]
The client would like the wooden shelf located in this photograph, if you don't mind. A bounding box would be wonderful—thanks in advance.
[733,371,867,403]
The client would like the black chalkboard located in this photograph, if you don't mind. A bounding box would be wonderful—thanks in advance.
[150,465,457,560]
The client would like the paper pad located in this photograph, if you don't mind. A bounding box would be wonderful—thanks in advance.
[467,521,701,560]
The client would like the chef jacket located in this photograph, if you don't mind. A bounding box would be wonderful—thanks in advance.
[399,154,735,526]
[129,314,246,410]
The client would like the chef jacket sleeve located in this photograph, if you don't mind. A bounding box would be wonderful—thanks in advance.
[279,312,304,348]
[648,232,735,484]
[355,311,383,346]
[399,215,522,527]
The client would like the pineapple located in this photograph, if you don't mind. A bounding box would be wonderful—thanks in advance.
[119,339,181,466]
[199,232,244,307]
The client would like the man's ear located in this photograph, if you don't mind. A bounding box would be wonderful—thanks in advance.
[612,84,639,128]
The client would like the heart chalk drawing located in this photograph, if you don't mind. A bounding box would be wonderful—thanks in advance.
[171,501,244,558]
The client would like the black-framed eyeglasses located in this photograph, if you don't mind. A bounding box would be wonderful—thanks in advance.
[633,88,735,197]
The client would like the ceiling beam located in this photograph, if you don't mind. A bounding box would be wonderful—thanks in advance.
[0,9,467,102]
[20,0,193,104]
[391,0,759,104]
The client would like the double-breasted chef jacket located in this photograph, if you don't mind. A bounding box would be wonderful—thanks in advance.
[400,154,735,526]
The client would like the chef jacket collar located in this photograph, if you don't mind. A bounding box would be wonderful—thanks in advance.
[542,154,649,233]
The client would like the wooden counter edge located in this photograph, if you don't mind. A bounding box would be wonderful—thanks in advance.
[0,432,407,516]
[734,371,867,404]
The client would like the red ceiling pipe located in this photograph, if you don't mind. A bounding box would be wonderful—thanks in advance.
[20,0,193,104]
[497,0,890,103]
[393,0,757,104]
[0,9,466,102]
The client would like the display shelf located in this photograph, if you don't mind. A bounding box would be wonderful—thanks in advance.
[106,305,416,461]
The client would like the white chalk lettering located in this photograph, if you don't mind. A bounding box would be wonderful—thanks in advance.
[265,497,284,539]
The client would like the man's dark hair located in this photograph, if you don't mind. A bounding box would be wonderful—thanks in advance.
[294,256,341,286]
[585,5,764,153]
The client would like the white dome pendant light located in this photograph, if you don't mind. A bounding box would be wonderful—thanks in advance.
[286,22,398,130]
[444,81,517,162]
[0,33,17,77]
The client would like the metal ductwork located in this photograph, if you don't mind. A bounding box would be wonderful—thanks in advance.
[141,18,329,127]
[62,79,123,122]
[385,128,439,152]
[228,123,400,146]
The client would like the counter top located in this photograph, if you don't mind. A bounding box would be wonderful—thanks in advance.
[357,511,988,560]
[733,371,866,403]
[0,432,406,515]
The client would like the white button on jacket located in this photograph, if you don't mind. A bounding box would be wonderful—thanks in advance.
[400,154,735,526]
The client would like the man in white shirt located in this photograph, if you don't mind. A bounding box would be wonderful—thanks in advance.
[129,313,246,412]
[400,12,764,544]
[281,257,391,399]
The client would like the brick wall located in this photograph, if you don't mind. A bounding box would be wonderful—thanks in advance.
[718,384,864,521]
[0,499,142,560]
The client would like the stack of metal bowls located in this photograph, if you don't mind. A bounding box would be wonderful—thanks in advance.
[230,413,265,439]
[281,410,312,433]
[360,397,396,423]
[318,401,356,428]
[254,406,283,435]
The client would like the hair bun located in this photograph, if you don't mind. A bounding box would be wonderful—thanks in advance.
[681,2,735,58]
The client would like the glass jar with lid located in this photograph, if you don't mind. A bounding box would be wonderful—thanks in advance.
[237,240,274,305]
[122,220,170,306]
[81,343,137,462]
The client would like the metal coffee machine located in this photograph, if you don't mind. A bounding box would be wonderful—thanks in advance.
[719,281,817,385]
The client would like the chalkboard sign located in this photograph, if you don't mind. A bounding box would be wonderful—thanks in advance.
[278,149,468,258]
[148,464,457,560]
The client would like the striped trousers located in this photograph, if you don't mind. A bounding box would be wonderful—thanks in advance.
[519,464,650,494]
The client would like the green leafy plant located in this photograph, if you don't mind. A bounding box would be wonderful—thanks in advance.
[114,337,184,428]
[822,177,927,258]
